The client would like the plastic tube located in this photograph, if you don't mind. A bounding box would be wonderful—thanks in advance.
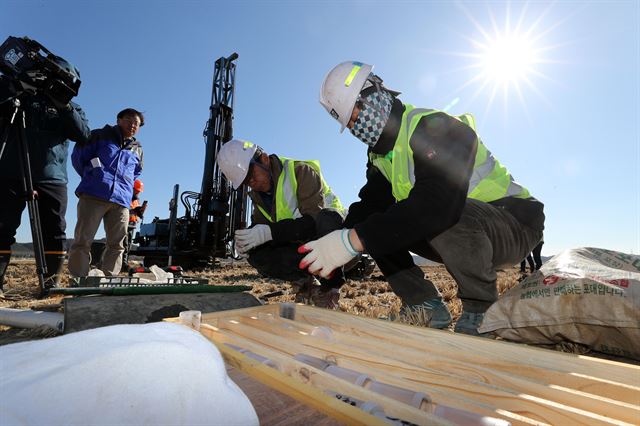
[224,343,278,369]
[325,365,372,387]
[294,353,332,370]
[433,405,512,426]
[310,326,334,341]
[0,307,64,332]
[367,380,431,409]
[327,391,406,426]
[294,353,372,386]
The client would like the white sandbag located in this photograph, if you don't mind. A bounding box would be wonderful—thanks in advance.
[0,322,259,426]
[479,247,640,359]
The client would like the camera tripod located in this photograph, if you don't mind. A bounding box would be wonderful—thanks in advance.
[0,96,48,296]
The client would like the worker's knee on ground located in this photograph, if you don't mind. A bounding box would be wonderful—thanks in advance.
[315,208,344,237]
[247,248,306,282]
[386,266,440,307]
[319,272,345,290]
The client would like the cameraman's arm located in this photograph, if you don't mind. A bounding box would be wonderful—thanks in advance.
[0,77,18,119]
[71,129,97,176]
[0,76,17,102]
[59,102,90,145]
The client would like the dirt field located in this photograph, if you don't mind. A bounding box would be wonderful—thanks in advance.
[0,258,516,318]
[0,258,635,365]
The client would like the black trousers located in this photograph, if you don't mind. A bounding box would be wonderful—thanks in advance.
[247,209,345,289]
[377,199,544,312]
[520,241,544,272]
[0,179,67,253]
[122,224,136,268]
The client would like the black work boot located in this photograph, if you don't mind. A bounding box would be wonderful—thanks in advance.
[43,252,66,290]
[0,252,10,296]
[291,275,320,304]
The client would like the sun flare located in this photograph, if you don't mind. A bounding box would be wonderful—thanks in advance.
[479,34,539,87]
[449,3,561,118]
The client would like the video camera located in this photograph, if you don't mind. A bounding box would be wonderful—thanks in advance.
[0,36,81,106]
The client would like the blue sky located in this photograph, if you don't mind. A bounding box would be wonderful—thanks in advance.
[2,0,638,256]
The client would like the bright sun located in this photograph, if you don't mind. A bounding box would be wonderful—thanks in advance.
[450,4,558,118]
[479,34,539,86]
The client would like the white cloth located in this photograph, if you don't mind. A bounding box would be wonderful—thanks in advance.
[299,229,357,278]
[0,323,259,426]
[235,224,273,253]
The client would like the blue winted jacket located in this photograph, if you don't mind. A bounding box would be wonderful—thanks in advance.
[72,124,143,208]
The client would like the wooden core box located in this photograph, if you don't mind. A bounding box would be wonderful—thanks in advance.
[167,304,640,426]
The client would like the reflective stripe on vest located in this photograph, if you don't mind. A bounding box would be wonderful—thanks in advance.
[256,158,344,222]
[369,104,530,202]
[456,114,530,201]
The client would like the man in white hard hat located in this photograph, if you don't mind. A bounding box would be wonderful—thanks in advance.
[299,61,545,335]
[216,139,347,308]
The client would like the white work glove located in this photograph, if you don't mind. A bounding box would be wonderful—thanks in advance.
[298,229,359,279]
[235,225,272,254]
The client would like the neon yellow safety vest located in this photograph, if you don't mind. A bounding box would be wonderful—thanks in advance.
[256,158,344,222]
[369,104,531,202]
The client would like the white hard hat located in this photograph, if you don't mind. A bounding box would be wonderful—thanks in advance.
[319,61,373,132]
[216,139,259,189]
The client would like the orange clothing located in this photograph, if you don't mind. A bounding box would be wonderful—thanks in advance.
[129,198,141,224]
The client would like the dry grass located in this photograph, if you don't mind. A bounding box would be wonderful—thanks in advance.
[0,258,523,331]
[1,258,636,365]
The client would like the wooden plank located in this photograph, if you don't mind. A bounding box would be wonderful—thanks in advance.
[292,306,640,392]
[216,317,632,426]
[232,314,640,425]
[201,324,549,426]
[167,304,639,426]
[226,367,341,426]
[201,324,455,426]
[203,324,408,426]
[200,303,280,322]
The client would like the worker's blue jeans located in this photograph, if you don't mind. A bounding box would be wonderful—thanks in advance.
[380,198,543,313]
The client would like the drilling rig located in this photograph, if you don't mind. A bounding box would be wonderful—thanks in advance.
[132,53,248,268]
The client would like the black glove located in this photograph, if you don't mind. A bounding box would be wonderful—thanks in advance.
[46,95,73,113]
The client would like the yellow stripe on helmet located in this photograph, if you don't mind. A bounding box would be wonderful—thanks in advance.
[344,64,362,87]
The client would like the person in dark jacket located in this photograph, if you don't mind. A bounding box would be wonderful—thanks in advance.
[68,108,144,277]
[0,72,90,295]
[520,253,535,273]
[521,240,544,272]
[216,139,346,308]
[299,61,545,336]
[121,179,146,271]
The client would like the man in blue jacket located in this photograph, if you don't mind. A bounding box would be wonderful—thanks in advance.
[68,108,144,277]
[0,68,90,295]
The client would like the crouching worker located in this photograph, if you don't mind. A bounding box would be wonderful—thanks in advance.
[300,61,545,335]
[216,139,345,308]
